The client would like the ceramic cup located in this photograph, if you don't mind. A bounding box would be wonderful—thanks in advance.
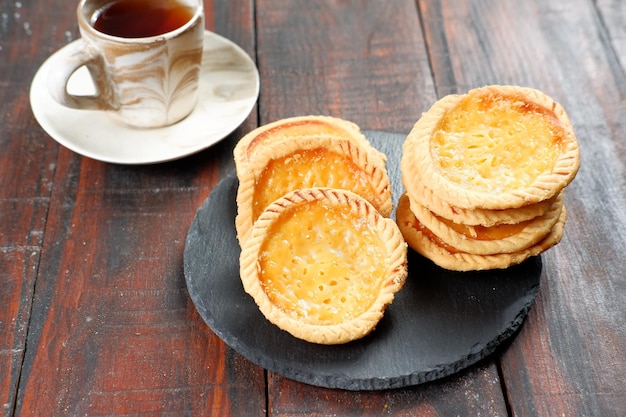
[48,0,205,128]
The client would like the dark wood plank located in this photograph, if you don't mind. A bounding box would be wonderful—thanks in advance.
[269,362,508,417]
[597,0,626,74]
[417,0,457,98]
[256,0,438,133]
[0,1,63,415]
[14,0,266,416]
[209,0,260,176]
[4,0,623,414]
[0,196,49,416]
[0,249,39,417]
[419,0,626,415]
[17,153,266,417]
[255,1,510,414]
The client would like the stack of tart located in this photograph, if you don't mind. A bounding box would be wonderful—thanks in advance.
[398,85,580,271]
[234,116,408,345]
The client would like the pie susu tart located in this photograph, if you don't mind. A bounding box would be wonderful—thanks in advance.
[235,134,392,243]
[406,192,564,255]
[234,115,378,177]
[396,194,566,271]
[239,188,408,345]
[402,85,580,210]
[408,177,559,227]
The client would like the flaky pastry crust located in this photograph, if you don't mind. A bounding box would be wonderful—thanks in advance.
[407,177,559,227]
[396,194,566,271]
[235,134,392,243]
[407,192,564,255]
[402,85,580,210]
[234,115,379,176]
[239,188,407,344]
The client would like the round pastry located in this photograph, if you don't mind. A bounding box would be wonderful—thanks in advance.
[235,134,392,243]
[402,85,580,210]
[407,177,559,227]
[407,192,564,255]
[396,194,566,271]
[234,115,380,176]
[239,188,408,345]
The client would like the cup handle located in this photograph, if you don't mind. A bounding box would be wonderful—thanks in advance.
[47,40,117,111]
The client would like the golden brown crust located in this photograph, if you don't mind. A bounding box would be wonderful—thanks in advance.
[401,85,580,210]
[408,192,564,255]
[234,115,380,176]
[406,177,559,227]
[235,134,392,244]
[239,188,407,345]
[396,194,566,271]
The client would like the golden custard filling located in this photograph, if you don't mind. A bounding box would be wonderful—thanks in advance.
[431,92,566,193]
[437,214,531,240]
[253,148,380,220]
[258,200,387,325]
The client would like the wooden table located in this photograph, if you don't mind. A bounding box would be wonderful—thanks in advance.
[2,0,625,415]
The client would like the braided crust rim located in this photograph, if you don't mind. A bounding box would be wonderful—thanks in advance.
[401,85,580,210]
[396,194,566,271]
[408,192,564,255]
[234,115,378,176]
[235,135,392,243]
[239,188,408,345]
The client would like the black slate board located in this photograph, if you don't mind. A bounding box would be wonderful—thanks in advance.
[183,131,541,390]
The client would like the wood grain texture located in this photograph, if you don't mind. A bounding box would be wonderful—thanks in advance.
[0,249,39,417]
[268,363,509,417]
[210,0,259,177]
[2,0,625,415]
[254,1,508,414]
[419,0,626,416]
[10,0,264,416]
[597,0,626,74]
[16,153,265,416]
[255,0,437,133]
[0,0,62,414]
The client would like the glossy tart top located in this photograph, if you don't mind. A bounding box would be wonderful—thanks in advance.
[402,85,580,210]
[235,134,392,243]
[239,188,407,345]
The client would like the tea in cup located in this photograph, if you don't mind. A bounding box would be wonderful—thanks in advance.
[48,0,205,128]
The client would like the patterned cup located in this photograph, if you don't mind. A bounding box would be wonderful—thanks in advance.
[48,0,205,128]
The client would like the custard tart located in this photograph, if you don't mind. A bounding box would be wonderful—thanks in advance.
[235,134,392,243]
[239,188,408,344]
[406,192,564,255]
[234,115,378,176]
[396,194,566,271]
[402,85,580,210]
[407,176,560,227]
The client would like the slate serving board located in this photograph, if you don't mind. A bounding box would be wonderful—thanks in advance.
[183,131,542,390]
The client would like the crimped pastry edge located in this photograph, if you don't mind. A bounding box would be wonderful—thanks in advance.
[405,177,559,226]
[396,193,566,271]
[407,192,564,255]
[234,115,380,177]
[235,134,392,244]
[239,187,408,345]
[401,85,580,210]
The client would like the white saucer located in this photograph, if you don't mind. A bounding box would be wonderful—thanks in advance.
[30,31,259,164]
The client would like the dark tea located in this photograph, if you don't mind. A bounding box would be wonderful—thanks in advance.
[91,0,195,38]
